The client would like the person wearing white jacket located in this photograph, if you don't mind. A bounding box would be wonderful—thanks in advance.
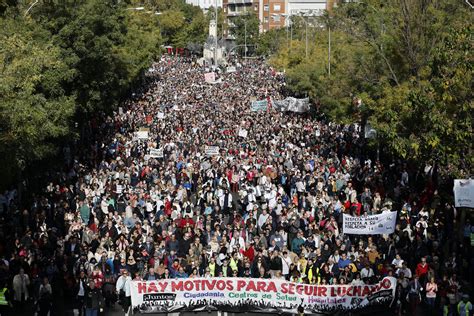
[12,269,30,303]
[116,269,132,316]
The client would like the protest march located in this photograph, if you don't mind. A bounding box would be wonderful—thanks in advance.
[0,55,472,316]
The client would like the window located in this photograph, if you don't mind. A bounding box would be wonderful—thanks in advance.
[264,17,268,23]
[273,15,280,22]
[264,5,269,11]
[273,4,281,11]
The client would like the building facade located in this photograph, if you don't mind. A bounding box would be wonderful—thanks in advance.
[222,0,260,38]
[186,0,223,12]
[286,0,327,16]
[259,0,287,32]
[223,0,338,38]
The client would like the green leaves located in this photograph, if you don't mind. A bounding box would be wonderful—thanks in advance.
[0,17,75,182]
[268,0,473,176]
[232,13,260,48]
[1,0,210,189]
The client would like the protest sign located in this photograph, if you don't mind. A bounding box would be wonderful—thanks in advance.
[251,100,268,112]
[343,212,397,235]
[157,112,165,119]
[131,277,396,314]
[238,129,248,138]
[136,131,149,140]
[227,66,237,73]
[453,179,474,208]
[205,146,220,156]
[118,107,123,115]
[272,97,310,113]
[149,148,164,158]
[204,72,216,83]
[116,185,123,194]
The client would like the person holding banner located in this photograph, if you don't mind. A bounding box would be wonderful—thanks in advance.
[116,270,132,316]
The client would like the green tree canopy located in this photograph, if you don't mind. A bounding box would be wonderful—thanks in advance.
[268,0,473,175]
[0,0,207,190]
[0,17,75,183]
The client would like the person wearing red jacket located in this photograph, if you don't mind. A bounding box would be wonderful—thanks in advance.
[242,242,255,262]
[178,215,195,229]
[91,266,104,289]
[415,257,429,283]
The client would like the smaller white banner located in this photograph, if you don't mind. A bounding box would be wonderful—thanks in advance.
[157,112,165,119]
[454,179,474,208]
[204,72,216,83]
[343,212,397,235]
[136,131,149,139]
[149,148,164,158]
[227,66,237,73]
[205,146,220,156]
[238,129,248,138]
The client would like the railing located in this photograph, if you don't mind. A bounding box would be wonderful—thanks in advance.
[226,0,253,4]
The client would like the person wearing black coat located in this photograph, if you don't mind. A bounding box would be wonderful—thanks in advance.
[84,280,104,316]
[217,259,234,277]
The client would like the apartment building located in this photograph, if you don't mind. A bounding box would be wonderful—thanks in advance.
[222,0,260,38]
[186,0,223,12]
[259,0,287,32]
[223,0,338,37]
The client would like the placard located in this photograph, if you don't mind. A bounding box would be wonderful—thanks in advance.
[251,100,268,112]
[205,146,220,156]
[204,72,216,83]
[454,179,474,208]
[343,212,397,235]
[136,131,149,139]
[238,129,248,138]
[149,148,164,158]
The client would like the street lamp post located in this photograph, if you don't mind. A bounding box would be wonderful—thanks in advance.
[244,20,247,59]
[328,23,331,77]
[305,18,308,58]
[214,0,219,67]
[299,14,310,59]
[290,15,293,47]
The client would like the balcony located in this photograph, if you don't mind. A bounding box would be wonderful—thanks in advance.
[227,9,251,16]
[226,0,253,4]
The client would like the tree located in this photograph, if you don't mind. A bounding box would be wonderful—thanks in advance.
[231,13,259,55]
[159,9,185,45]
[0,17,75,185]
[268,0,473,175]
[367,19,473,176]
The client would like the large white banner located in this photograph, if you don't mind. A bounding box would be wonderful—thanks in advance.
[343,212,397,235]
[272,97,310,113]
[131,277,396,314]
[454,179,474,208]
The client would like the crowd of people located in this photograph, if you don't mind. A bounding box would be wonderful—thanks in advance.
[0,56,472,316]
